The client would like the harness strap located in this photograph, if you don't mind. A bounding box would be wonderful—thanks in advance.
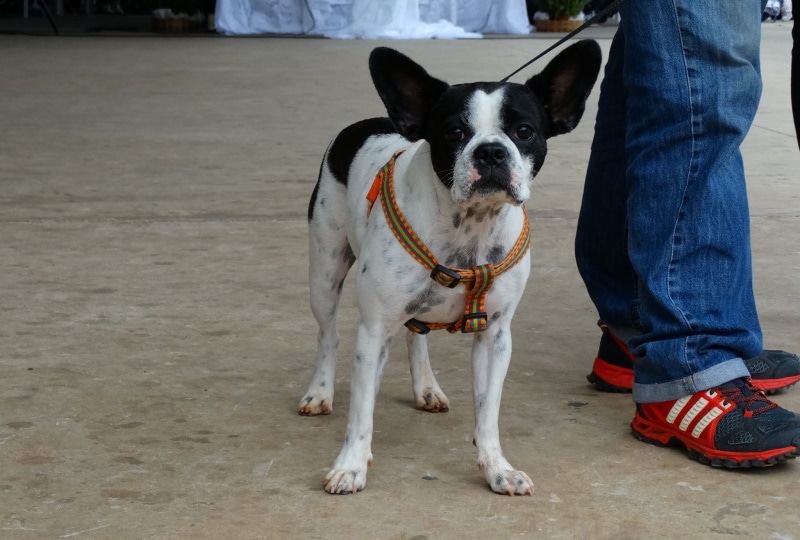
[366,151,530,334]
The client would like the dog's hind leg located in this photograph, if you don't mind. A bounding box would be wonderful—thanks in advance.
[299,181,354,416]
[406,331,449,412]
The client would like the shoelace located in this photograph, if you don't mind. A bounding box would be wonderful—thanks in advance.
[717,379,778,416]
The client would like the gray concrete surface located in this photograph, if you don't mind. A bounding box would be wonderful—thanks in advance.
[2,22,800,539]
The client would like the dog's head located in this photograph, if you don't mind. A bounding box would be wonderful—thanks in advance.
[369,41,601,206]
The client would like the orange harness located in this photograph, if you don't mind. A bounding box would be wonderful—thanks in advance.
[366,151,530,334]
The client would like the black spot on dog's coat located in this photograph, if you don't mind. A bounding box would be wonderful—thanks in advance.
[405,292,425,315]
[487,245,505,265]
[445,237,478,268]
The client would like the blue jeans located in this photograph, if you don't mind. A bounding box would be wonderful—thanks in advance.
[574,1,763,403]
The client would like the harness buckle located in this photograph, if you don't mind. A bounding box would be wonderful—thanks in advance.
[405,318,431,335]
[430,264,461,288]
[460,312,488,333]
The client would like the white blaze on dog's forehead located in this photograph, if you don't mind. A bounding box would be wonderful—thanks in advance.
[467,89,506,134]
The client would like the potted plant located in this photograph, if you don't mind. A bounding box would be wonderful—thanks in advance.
[152,0,205,32]
[533,0,588,32]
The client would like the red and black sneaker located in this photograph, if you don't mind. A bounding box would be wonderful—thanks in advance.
[586,322,800,394]
[631,378,800,467]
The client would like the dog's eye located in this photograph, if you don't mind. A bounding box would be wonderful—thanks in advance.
[515,125,533,140]
[445,127,465,142]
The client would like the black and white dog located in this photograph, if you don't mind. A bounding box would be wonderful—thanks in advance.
[301,41,601,495]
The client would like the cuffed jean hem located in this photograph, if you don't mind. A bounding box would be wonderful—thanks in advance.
[632,358,751,403]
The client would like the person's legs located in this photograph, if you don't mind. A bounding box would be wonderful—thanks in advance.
[576,0,800,467]
[579,3,800,397]
[579,1,763,402]
[623,1,763,402]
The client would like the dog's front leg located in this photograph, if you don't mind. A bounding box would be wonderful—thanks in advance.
[323,322,391,494]
[407,331,450,412]
[471,322,534,496]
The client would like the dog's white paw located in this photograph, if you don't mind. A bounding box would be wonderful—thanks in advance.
[480,462,534,496]
[323,467,368,494]
[415,387,450,413]
[298,393,332,416]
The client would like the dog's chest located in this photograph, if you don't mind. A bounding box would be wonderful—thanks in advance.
[376,210,519,325]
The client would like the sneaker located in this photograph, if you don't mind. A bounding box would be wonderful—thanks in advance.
[586,322,800,394]
[631,378,800,467]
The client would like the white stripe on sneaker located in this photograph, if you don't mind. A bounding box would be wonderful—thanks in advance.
[666,390,732,439]
[667,396,692,424]
[691,407,723,438]
[679,397,709,431]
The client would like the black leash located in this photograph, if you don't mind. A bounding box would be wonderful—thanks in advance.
[36,0,60,35]
[499,0,625,82]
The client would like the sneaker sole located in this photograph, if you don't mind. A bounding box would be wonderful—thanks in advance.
[754,375,800,394]
[631,414,800,468]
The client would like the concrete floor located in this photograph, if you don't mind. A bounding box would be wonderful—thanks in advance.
[2,22,800,539]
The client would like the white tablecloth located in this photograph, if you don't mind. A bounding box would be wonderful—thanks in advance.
[215,0,531,38]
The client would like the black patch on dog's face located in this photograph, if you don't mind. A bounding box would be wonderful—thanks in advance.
[425,82,548,190]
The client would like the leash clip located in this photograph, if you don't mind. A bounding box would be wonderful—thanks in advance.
[430,264,461,288]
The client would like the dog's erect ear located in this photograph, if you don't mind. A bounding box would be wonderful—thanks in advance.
[369,47,450,142]
[525,39,602,138]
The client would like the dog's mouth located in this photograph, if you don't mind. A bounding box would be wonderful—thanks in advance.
[447,144,533,206]
[465,166,525,205]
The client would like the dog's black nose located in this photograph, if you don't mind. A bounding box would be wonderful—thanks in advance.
[474,143,507,166]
